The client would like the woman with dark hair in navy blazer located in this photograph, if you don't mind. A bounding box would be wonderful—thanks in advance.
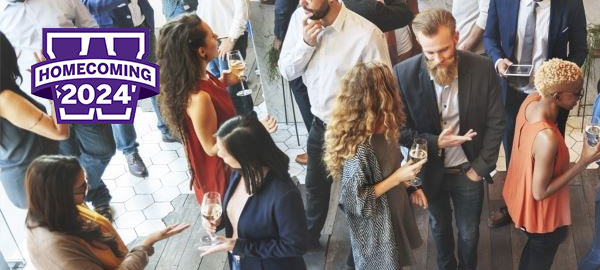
[199,115,308,270]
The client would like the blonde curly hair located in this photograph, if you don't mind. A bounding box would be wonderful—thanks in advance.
[323,62,406,180]
[534,58,583,97]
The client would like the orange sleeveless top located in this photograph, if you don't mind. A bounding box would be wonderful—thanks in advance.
[503,93,571,233]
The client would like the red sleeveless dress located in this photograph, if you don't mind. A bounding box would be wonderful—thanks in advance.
[184,74,236,203]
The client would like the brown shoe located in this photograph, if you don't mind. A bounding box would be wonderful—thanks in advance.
[295,153,308,165]
[488,206,511,228]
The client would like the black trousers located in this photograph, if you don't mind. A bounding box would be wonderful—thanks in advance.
[518,226,568,270]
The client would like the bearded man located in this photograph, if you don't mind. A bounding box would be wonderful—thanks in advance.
[393,9,504,270]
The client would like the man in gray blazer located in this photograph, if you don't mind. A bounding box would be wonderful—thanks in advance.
[393,9,504,270]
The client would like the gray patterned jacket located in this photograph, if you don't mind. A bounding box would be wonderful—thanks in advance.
[339,142,404,270]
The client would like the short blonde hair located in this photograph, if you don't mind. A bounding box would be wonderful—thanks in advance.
[534,59,583,97]
[412,8,456,37]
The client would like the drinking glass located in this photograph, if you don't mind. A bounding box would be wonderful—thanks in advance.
[200,192,222,245]
[408,138,427,186]
[226,50,252,96]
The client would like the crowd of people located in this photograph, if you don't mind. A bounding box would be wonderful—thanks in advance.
[0,0,598,269]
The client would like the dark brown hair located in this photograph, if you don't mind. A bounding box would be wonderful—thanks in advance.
[156,14,208,144]
[412,8,456,37]
[25,155,124,258]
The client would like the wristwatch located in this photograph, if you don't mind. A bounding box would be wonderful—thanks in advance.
[406,185,422,195]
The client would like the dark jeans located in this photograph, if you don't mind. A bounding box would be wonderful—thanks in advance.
[502,86,568,166]
[579,199,600,269]
[59,124,115,207]
[428,172,484,270]
[519,226,568,270]
[207,33,254,116]
[305,118,332,243]
[289,77,313,131]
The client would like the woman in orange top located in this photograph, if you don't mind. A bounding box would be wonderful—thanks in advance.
[25,155,189,270]
[503,59,600,270]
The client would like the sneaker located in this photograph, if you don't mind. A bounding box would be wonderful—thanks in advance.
[94,205,114,222]
[488,206,511,228]
[295,153,308,165]
[126,152,148,177]
[161,132,180,143]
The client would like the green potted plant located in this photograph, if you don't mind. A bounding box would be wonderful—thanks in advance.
[583,24,600,78]
[265,38,282,82]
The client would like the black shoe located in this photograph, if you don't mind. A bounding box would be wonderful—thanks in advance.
[488,206,511,228]
[95,205,114,222]
[161,132,179,143]
[126,152,148,177]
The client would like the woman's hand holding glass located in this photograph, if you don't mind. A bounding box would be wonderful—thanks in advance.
[391,158,427,186]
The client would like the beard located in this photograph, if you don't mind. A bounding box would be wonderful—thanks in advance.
[426,51,458,86]
[304,2,330,20]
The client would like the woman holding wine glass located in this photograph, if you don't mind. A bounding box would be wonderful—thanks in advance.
[323,62,426,269]
[198,115,307,270]
[502,59,600,270]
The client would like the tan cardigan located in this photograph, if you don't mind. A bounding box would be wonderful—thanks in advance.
[27,226,153,270]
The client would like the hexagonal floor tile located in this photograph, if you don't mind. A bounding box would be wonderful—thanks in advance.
[115,174,144,187]
[271,130,292,143]
[103,180,116,190]
[102,164,126,180]
[147,164,170,179]
[143,202,174,219]
[153,186,181,202]
[178,181,195,195]
[124,194,154,211]
[285,135,305,149]
[115,211,145,228]
[151,150,178,165]
[133,179,163,194]
[176,148,186,157]
[135,219,166,237]
[112,203,126,219]
[159,141,182,151]
[160,171,189,186]
[142,132,163,144]
[168,157,189,172]
[116,228,137,245]
[110,187,136,203]
[138,143,162,158]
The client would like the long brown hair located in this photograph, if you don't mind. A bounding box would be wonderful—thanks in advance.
[323,62,406,179]
[156,14,208,143]
[25,155,124,258]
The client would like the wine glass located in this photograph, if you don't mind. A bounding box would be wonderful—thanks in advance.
[226,50,252,96]
[200,192,222,245]
[408,138,428,186]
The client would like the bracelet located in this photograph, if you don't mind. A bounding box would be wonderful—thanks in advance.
[406,185,422,195]
[29,112,44,130]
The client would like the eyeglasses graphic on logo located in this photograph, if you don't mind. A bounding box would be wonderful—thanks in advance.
[31,28,159,124]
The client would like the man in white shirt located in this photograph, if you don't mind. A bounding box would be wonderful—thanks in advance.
[197,0,254,116]
[452,0,488,54]
[0,0,117,221]
[278,0,390,247]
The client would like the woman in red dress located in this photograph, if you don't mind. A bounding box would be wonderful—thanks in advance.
[157,14,238,202]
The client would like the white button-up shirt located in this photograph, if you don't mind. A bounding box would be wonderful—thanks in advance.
[196,0,249,40]
[433,76,469,167]
[514,0,550,93]
[0,0,97,110]
[453,0,489,54]
[278,4,391,123]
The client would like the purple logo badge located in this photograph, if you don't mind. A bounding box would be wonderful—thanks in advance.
[31,28,159,124]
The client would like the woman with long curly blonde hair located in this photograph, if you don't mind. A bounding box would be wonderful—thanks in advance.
[324,62,426,269]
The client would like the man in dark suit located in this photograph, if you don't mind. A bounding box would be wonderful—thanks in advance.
[394,9,504,270]
[483,0,587,228]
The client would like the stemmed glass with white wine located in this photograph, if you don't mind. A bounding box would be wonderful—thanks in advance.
[200,192,222,245]
[226,50,252,96]
[408,138,428,186]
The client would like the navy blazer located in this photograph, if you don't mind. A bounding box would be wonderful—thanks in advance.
[220,171,308,270]
[483,0,587,69]
[81,0,154,29]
